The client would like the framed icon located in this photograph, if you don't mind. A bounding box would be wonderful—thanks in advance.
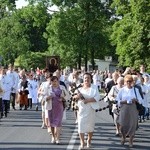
[46,56,60,73]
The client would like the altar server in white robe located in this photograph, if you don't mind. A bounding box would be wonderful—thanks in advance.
[7,64,20,110]
[28,74,39,109]
[0,67,12,117]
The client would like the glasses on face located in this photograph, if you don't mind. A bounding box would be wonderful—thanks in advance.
[126,80,132,83]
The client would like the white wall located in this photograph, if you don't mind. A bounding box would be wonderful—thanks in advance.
[87,59,116,72]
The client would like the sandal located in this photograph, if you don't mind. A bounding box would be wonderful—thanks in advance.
[129,141,133,148]
[79,145,84,150]
[51,137,55,143]
[87,141,91,148]
[121,138,125,145]
[79,143,85,149]
[129,143,133,148]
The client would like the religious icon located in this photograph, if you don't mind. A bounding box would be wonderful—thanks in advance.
[46,56,60,73]
[49,58,57,66]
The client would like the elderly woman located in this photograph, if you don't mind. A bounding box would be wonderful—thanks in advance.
[108,77,124,136]
[46,76,70,144]
[74,72,100,149]
[116,75,143,147]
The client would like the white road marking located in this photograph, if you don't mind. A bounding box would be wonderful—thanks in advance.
[66,124,78,150]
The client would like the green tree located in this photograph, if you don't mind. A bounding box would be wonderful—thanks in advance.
[15,52,46,69]
[0,2,51,67]
[0,0,116,70]
[0,0,16,19]
[15,4,50,52]
[111,0,150,68]
[0,12,29,65]
[45,0,114,70]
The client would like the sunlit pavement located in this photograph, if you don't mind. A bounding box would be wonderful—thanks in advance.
[0,101,150,150]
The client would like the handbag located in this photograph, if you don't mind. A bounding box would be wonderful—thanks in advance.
[134,87,145,115]
[45,99,52,110]
[135,102,145,115]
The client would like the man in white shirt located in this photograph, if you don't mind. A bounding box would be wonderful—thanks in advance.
[7,64,20,110]
[140,64,150,78]
[93,70,101,91]
[0,67,12,117]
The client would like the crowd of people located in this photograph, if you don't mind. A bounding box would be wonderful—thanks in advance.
[0,64,39,118]
[0,64,150,149]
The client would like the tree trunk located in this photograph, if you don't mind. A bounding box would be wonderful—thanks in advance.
[78,52,81,70]
[84,54,88,72]
[91,49,95,70]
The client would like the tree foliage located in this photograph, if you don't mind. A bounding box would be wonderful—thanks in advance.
[111,0,150,68]
[44,0,114,70]
[15,52,47,69]
[0,15,29,65]
[0,1,50,67]
[15,4,50,52]
[0,0,16,19]
[0,0,127,70]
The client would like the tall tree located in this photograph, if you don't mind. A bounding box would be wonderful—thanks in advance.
[111,0,150,68]
[45,0,114,70]
[0,13,30,65]
[0,2,51,66]
[15,4,50,52]
[0,0,29,65]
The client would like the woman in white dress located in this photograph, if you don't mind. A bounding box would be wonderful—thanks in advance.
[74,72,100,149]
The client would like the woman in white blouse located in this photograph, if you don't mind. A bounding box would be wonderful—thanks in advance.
[116,74,142,148]
[74,72,100,149]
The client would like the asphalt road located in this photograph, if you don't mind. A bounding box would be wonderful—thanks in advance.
[0,100,150,150]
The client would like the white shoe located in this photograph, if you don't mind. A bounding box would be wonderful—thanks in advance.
[87,143,91,148]
[87,141,91,148]
[75,120,78,124]
[51,137,55,143]
[79,144,85,149]
[56,140,60,144]
[48,131,52,135]
[41,124,47,129]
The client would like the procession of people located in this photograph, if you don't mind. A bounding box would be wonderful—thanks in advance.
[0,64,150,149]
